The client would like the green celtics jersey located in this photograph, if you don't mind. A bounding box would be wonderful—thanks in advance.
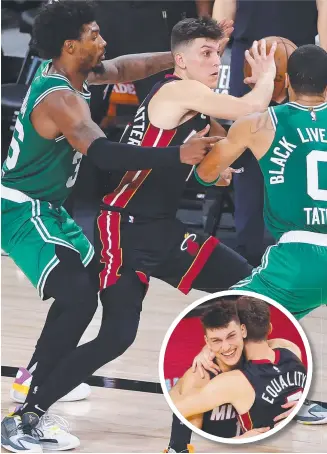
[1,60,91,206]
[259,102,327,240]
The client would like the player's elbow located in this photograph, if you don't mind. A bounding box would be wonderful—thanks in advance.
[240,100,265,118]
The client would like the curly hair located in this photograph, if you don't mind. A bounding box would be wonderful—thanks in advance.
[31,0,97,59]
[171,16,223,51]
[236,296,271,342]
[201,299,240,331]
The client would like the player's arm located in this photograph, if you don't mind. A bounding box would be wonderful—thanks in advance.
[171,370,243,418]
[196,114,254,182]
[195,1,214,17]
[317,0,327,51]
[209,118,227,138]
[87,52,174,85]
[268,339,302,361]
[212,0,237,21]
[169,39,276,121]
[169,77,273,122]
[43,91,213,170]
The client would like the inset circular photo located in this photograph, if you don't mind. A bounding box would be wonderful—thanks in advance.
[159,291,312,444]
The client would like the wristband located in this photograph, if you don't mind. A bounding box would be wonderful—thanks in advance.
[194,166,220,186]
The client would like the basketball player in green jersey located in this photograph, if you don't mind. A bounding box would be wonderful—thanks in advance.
[1,1,220,451]
[195,44,327,427]
[197,44,327,320]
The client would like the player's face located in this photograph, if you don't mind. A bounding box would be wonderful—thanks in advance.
[183,38,221,89]
[205,321,246,367]
[75,21,107,74]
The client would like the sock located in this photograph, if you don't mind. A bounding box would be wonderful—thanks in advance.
[169,413,192,452]
[15,402,46,420]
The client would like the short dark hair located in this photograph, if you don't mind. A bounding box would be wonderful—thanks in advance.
[201,300,240,331]
[236,297,271,341]
[171,17,223,52]
[288,44,327,96]
[32,0,97,59]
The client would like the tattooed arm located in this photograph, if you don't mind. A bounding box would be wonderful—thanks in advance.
[88,52,174,85]
[196,110,275,182]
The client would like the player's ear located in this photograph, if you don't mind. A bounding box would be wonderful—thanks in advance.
[174,51,186,70]
[268,323,273,335]
[63,39,75,55]
[285,73,290,89]
[204,334,209,346]
[241,323,247,339]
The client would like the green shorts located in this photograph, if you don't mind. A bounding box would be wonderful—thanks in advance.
[1,191,94,299]
[232,232,327,319]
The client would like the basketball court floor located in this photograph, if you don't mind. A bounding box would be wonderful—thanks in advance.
[1,256,326,453]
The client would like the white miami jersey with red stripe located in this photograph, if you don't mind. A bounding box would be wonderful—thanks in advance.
[102,75,210,219]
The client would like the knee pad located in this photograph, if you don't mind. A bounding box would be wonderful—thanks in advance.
[100,270,146,316]
[45,247,98,316]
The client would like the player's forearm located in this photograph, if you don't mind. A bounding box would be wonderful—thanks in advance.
[113,52,174,83]
[196,0,214,17]
[172,391,217,419]
[196,148,228,183]
[212,0,236,21]
[242,73,275,113]
[317,0,327,51]
[87,137,180,171]
[197,123,248,182]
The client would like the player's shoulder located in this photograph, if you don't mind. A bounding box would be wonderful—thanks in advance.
[41,88,83,109]
[278,345,302,362]
[231,110,274,137]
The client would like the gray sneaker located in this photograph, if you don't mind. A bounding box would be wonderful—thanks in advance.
[296,399,327,425]
[1,413,43,452]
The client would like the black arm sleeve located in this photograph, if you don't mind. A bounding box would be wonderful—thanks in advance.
[87,137,181,171]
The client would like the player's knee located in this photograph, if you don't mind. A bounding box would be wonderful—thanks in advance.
[94,315,140,365]
[52,274,98,321]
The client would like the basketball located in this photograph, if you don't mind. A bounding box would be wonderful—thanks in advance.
[243,36,297,103]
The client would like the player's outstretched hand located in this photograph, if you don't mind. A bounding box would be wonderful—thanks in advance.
[244,39,277,85]
[192,344,221,378]
[234,427,270,438]
[180,125,220,165]
[273,400,298,424]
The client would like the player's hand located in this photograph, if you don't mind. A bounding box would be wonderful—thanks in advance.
[273,400,298,424]
[234,427,270,438]
[244,39,277,85]
[218,19,234,56]
[192,345,220,378]
[180,125,220,165]
[215,167,235,186]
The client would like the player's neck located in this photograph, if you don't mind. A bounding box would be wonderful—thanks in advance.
[244,341,275,362]
[289,94,326,107]
[173,69,189,81]
[50,58,86,91]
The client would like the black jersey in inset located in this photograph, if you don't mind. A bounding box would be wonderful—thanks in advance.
[238,348,307,431]
[101,75,210,219]
[202,402,241,438]
[201,366,243,438]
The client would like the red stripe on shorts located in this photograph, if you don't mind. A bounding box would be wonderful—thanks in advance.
[177,236,219,295]
[97,210,122,290]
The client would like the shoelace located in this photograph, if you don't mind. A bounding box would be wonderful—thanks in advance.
[17,421,43,439]
[38,413,71,434]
